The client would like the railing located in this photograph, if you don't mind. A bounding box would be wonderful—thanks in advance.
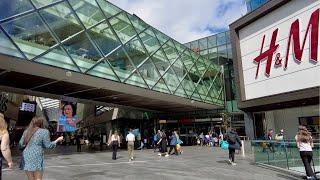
[251,140,320,175]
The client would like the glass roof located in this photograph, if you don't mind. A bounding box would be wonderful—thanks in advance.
[0,0,224,106]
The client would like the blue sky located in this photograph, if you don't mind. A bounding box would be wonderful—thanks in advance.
[108,0,247,43]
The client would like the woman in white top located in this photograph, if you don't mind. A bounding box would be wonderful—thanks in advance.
[110,130,120,160]
[0,113,13,179]
[295,126,315,179]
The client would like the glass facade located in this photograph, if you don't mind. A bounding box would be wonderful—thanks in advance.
[185,31,238,112]
[245,0,268,13]
[0,0,224,106]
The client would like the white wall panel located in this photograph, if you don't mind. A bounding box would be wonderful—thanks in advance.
[238,0,320,100]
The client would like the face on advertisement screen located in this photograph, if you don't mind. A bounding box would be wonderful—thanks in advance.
[57,102,78,133]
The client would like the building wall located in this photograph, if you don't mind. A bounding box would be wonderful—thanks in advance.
[265,105,319,139]
[238,0,320,100]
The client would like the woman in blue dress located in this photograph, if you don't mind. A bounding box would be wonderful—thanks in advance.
[19,117,63,180]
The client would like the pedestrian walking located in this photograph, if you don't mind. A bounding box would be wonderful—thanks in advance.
[225,128,242,165]
[19,117,63,180]
[110,130,121,160]
[168,130,178,155]
[126,129,135,161]
[275,129,286,153]
[0,113,13,179]
[157,130,169,157]
[295,126,316,180]
[264,129,275,152]
[75,130,82,152]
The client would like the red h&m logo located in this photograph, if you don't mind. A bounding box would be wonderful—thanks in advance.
[254,9,319,78]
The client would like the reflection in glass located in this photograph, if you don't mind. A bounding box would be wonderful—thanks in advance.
[62,32,102,71]
[40,2,83,42]
[122,37,148,67]
[34,46,80,72]
[109,12,136,44]
[0,0,34,20]
[31,0,60,8]
[0,29,24,58]
[2,12,57,59]
[69,0,105,28]
[88,21,121,56]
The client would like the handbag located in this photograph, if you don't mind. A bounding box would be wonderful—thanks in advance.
[220,140,229,150]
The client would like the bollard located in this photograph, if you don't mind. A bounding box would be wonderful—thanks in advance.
[241,140,245,157]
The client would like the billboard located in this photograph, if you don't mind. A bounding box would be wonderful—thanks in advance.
[57,101,79,132]
[238,0,319,100]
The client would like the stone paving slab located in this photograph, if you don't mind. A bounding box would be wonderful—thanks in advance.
[3,146,301,180]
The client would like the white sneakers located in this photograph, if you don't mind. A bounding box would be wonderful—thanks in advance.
[228,159,236,165]
[165,154,169,157]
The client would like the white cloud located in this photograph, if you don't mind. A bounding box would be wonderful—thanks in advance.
[107,0,247,43]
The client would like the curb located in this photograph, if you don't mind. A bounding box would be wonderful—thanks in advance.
[256,162,305,179]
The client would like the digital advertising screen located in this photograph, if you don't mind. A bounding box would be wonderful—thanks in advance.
[57,101,79,133]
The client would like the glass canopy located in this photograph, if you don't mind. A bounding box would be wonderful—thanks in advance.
[0,0,224,106]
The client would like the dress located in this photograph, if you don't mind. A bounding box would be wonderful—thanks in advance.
[19,129,56,171]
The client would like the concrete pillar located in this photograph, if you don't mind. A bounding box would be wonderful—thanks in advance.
[244,112,255,140]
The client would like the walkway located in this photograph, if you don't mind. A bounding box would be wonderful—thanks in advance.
[3,146,301,180]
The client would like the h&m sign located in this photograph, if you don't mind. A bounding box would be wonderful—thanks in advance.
[253,8,319,78]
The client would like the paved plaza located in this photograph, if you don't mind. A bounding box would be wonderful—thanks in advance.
[3,146,301,180]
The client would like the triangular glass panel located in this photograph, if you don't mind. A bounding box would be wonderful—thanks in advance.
[125,70,149,89]
[197,82,208,101]
[174,83,188,98]
[152,77,170,94]
[86,59,119,82]
[122,37,148,68]
[172,39,186,53]
[69,0,105,28]
[181,74,195,97]
[170,57,185,82]
[0,0,34,20]
[205,92,215,104]
[153,28,169,46]
[109,12,136,44]
[162,40,179,64]
[2,12,58,60]
[195,61,206,79]
[34,46,80,72]
[88,21,121,57]
[128,14,148,34]
[96,0,122,18]
[138,28,161,55]
[31,0,60,8]
[137,58,161,88]
[151,49,170,76]
[190,48,200,60]
[62,32,103,72]
[188,64,201,85]
[191,88,202,102]
[180,51,194,72]
[163,67,180,93]
[40,2,83,42]
[0,29,24,58]
[105,47,134,82]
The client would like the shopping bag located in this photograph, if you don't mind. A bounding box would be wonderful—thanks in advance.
[220,140,229,150]
[176,144,181,151]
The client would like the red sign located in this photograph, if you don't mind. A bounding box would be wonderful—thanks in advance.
[179,118,193,125]
[253,8,319,78]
